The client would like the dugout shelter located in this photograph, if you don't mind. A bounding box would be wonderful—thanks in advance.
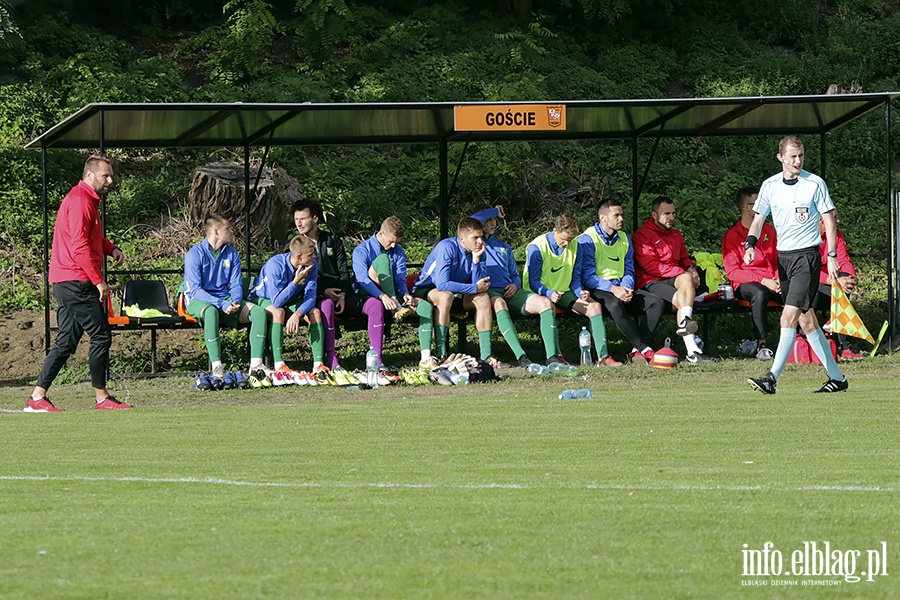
[26,93,900,351]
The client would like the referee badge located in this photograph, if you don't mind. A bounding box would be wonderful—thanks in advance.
[795,206,809,224]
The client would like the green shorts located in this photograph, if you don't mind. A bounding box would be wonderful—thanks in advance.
[253,297,294,318]
[553,291,578,312]
[186,298,251,328]
[488,287,535,316]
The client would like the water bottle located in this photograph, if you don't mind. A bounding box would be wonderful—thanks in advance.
[558,388,593,400]
[449,371,470,385]
[365,346,380,389]
[579,326,592,365]
[527,363,549,376]
[548,362,578,376]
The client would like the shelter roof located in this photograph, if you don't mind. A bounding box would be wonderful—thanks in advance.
[25,93,899,150]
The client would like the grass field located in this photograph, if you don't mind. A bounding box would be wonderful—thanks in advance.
[1,357,898,599]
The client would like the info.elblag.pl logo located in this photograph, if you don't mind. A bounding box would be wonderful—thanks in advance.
[741,541,888,585]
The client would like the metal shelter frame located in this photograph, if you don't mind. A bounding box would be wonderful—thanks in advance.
[26,94,899,352]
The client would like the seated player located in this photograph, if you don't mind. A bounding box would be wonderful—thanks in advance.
[352,216,437,368]
[722,186,781,360]
[524,215,621,366]
[183,213,268,385]
[248,234,325,379]
[470,205,558,367]
[814,211,863,359]
[574,198,663,365]
[633,196,710,363]
[412,217,503,368]
[292,200,383,375]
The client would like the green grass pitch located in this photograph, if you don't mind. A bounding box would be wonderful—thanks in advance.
[1,357,898,598]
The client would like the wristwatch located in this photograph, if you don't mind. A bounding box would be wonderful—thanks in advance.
[827,251,837,258]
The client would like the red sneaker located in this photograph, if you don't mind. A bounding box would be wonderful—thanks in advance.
[24,397,63,412]
[641,348,655,363]
[840,348,864,360]
[596,355,624,366]
[96,396,133,410]
[628,350,648,365]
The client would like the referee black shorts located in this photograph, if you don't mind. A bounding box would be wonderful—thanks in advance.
[778,246,820,311]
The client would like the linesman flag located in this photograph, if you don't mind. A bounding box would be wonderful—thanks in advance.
[830,283,874,344]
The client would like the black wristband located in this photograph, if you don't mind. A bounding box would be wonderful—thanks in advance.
[744,235,758,249]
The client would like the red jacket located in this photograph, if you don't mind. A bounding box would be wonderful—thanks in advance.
[721,221,778,290]
[49,180,116,284]
[819,230,855,284]
[633,217,695,289]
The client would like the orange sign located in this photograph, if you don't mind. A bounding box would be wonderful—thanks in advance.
[454,104,566,132]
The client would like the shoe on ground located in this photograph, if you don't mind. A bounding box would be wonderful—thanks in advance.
[247,375,263,389]
[393,306,415,322]
[485,356,510,369]
[233,371,249,389]
[222,371,236,390]
[748,371,777,395]
[419,356,440,371]
[516,355,536,369]
[314,365,336,385]
[546,354,569,366]
[251,369,272,388]
[24,397,63,412]
[269,371,291,386]
[814,377,849,393]
[596,355,624,366]
[686,351,715,364]
[628,350,648,365]
[756,346,774,360]
[96,396,133,410]
[211,364,225,379]
[840,348,864,360]
[676,316,699,337]
[194,372,213,391]
[211,376,224,391]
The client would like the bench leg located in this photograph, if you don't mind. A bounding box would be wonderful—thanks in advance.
[150,330,157,374]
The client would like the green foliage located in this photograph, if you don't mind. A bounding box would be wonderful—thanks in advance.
[201,0,281,84]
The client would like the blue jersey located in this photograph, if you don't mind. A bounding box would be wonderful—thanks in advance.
[573,223,636,295]
[250,252,318,316]
[755,170,834,252]
[470,208,521,290]
[413,236,486,295]
[183,241,242,310]
[352,234,409,299]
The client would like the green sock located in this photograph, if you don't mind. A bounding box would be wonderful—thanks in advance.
[539,308,559,358]
[309,321,325,364]
[248,305,268,363]
[202,307,221,364]
[496,309,525,359]
[416,300,433,351]
[435,325,449,357]
[270,321,284,364]
[589,314,608,359]
[372,253,396,298]
[478,329,492,360]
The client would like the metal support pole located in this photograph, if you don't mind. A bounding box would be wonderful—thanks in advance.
[42,149,50,354]
[439,139,449,240]
[631,137,639,233]
[244,145,252,276]
[820,130,827,180]
[887,99,895,344]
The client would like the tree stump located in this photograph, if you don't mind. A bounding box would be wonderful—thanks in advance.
[187,161,304,250]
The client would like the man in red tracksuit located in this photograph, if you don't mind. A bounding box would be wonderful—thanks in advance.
[26,155,133,412]
[633,195,709,363]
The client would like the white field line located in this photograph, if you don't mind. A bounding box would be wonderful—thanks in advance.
[0,475,896,493]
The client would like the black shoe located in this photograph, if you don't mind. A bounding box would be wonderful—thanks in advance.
[748,372,777,395]
[516,355,536,369]
[546,354,569,366]
[485,355,510,370]
[686,352,714,364]
[814,377,849,393]
[676,316,698,337]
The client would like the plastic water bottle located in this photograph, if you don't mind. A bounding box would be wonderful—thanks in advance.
[365,346,379,389]
[449,371,469,385]
[548,362,578,376]
[527,363,549,376]
[558,388,593,400]
[579,326,592,365]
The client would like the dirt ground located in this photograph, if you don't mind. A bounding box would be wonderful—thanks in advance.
[0,309,203,385]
